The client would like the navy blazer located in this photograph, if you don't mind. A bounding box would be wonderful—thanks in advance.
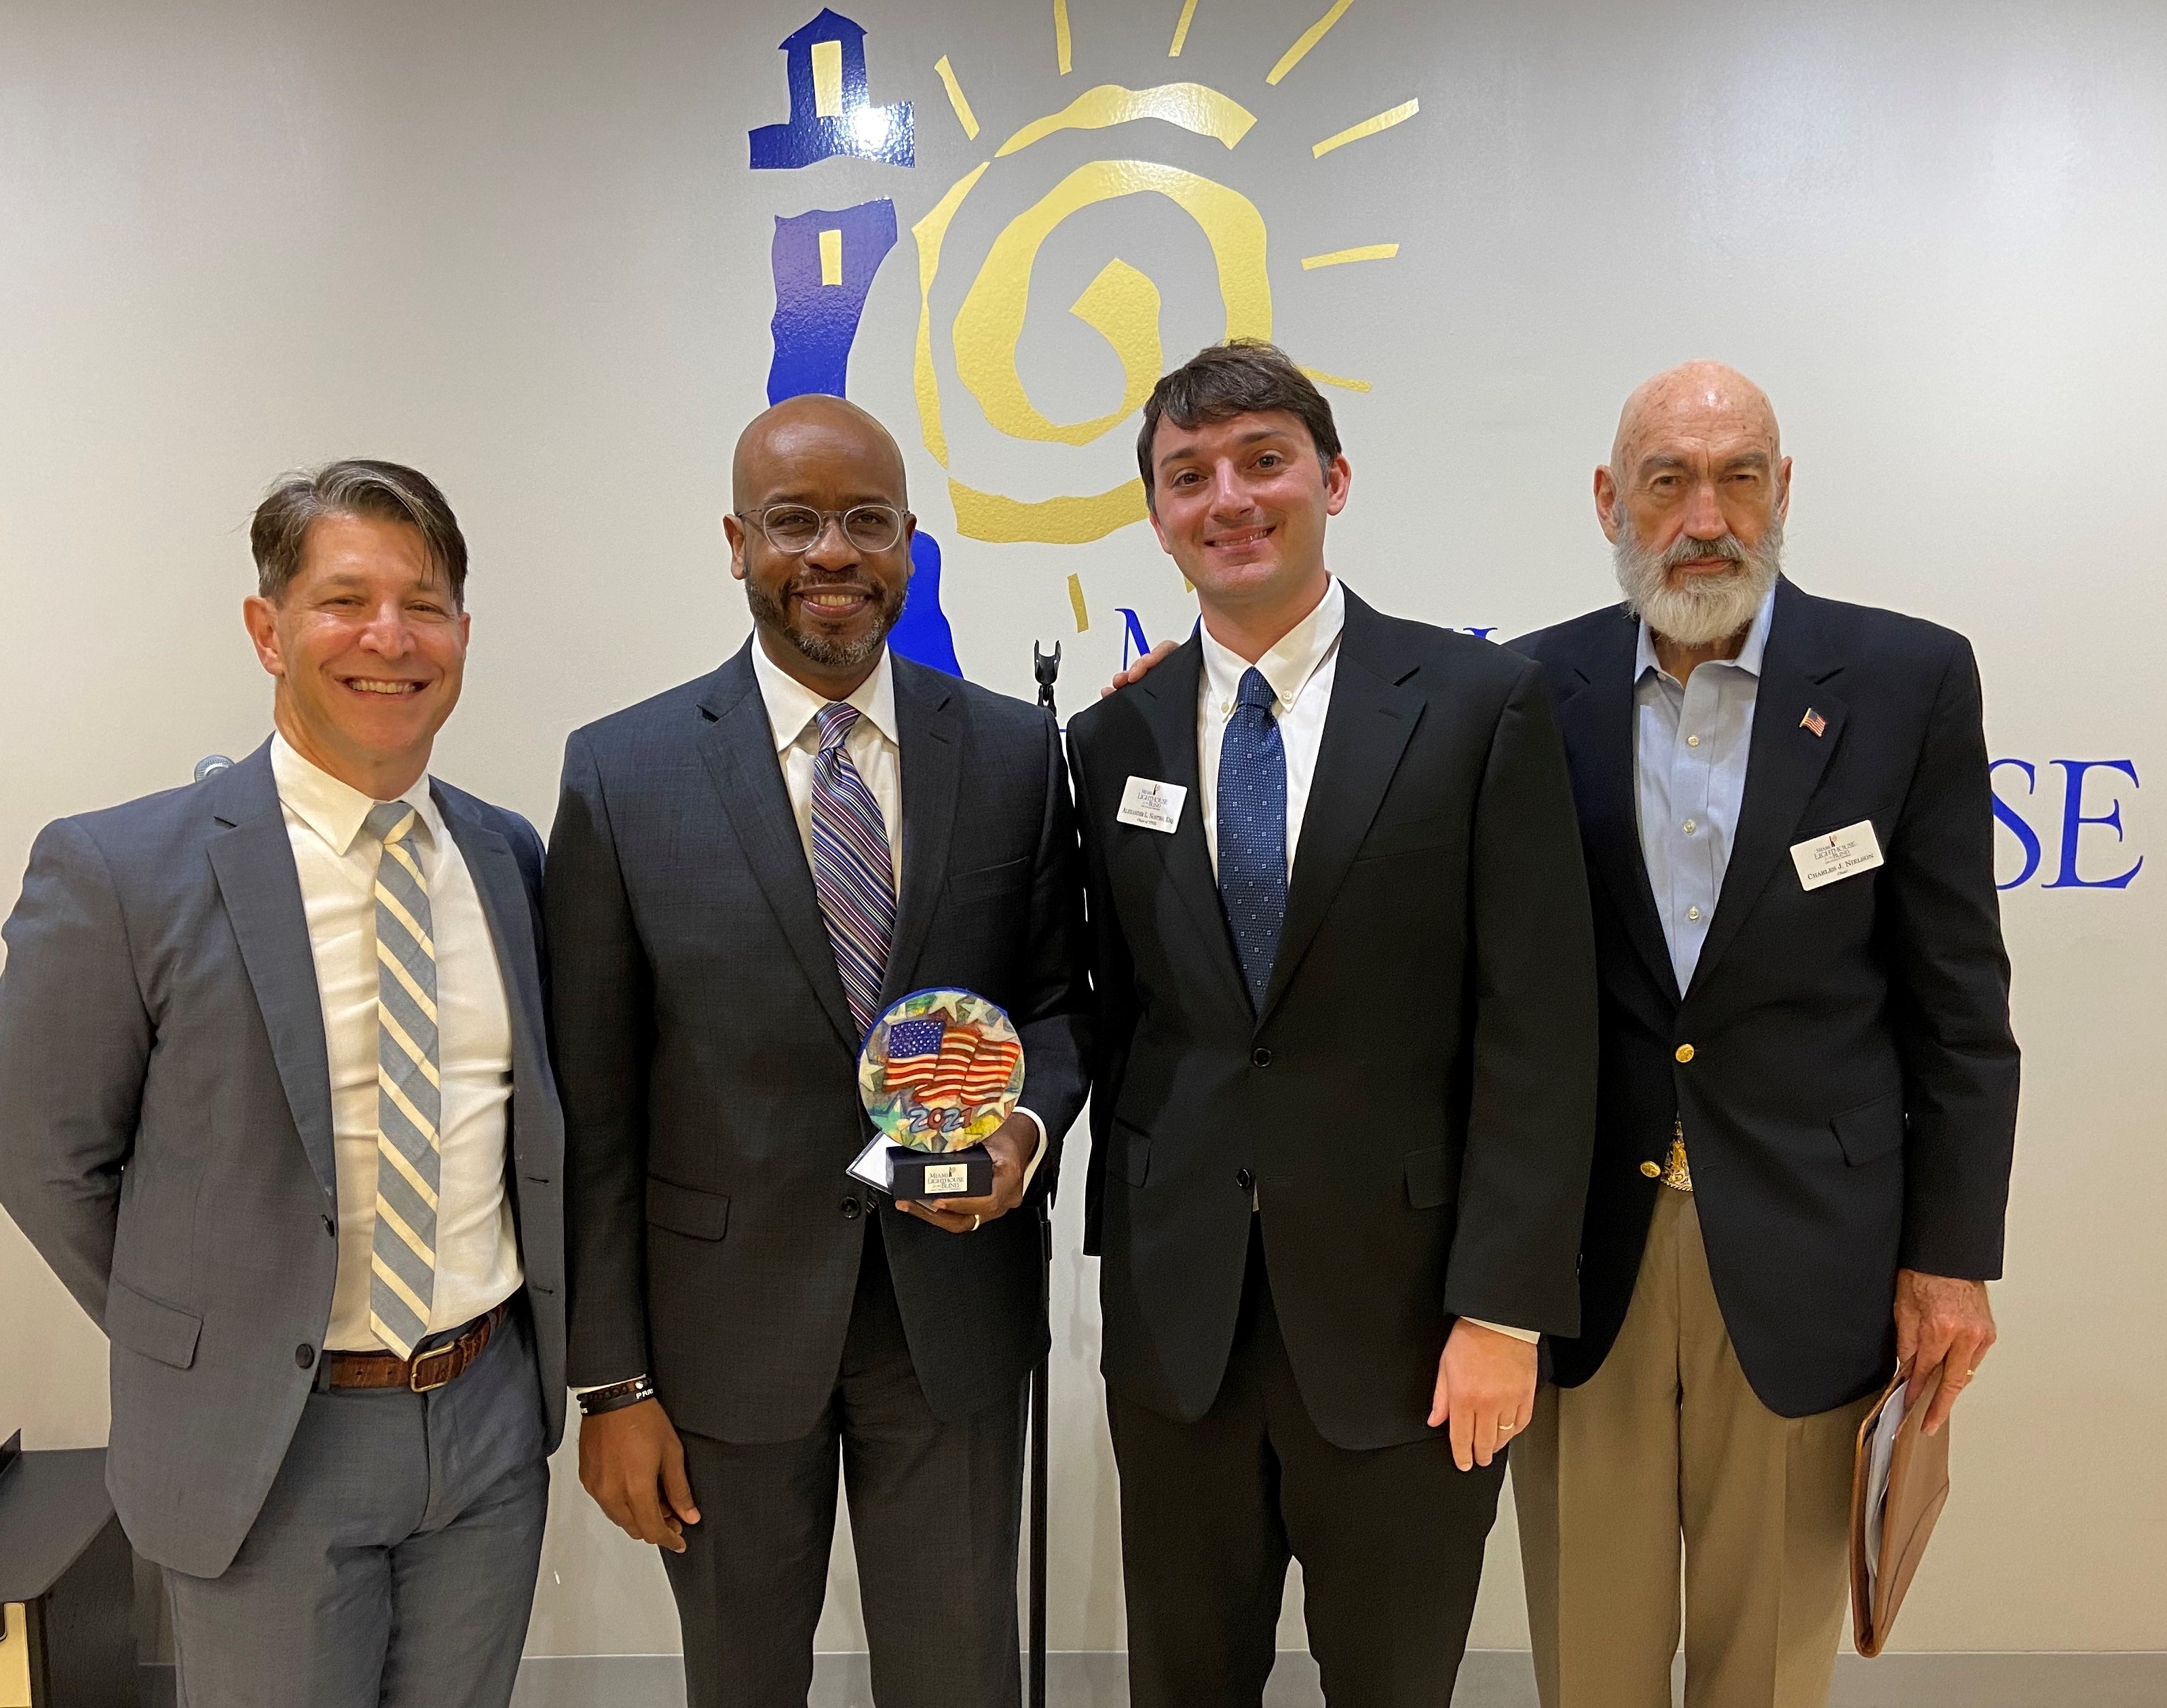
[546,643,1089,1441]
[1070,588,1600,1451]
[1512,578,2020,1418]
[0,742,566,1576]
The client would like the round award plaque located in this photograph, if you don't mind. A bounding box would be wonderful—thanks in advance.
[858,988,1025,1153]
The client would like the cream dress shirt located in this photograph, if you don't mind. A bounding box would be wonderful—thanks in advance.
[271,735,521,1352]
[1190,581,1534,1344]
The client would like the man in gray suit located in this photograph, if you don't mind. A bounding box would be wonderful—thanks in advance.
[0,461,565,1708]
[548,395,1087,1707]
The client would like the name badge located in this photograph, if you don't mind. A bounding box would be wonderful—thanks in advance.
[922,1162,970,1196]
[1790,820,1885,892]
[1117,776,1187,834]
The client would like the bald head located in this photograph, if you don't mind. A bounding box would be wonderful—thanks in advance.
[1610,360,1780,476]
[732,393,908,512]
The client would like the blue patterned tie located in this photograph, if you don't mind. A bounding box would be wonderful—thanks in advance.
[808,702,897,1039]
[1218,667,1287,1012]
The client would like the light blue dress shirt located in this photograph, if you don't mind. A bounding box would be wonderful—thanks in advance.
[1634,589,1777,994]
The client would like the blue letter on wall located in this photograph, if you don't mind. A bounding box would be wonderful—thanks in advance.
[1990,759,2043,890]
[750,10,913,170]
[2043,759,2143,889]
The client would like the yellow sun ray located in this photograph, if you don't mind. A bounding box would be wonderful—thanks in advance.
[1267,0,1355,86]
[1169,0,1200,56]
[1300,366,1372,392]
[1054,0,1073,75]
[1312,98,1418,158]
[934,55,980,140]
[1068,573,1091,631]
[1301,242,1398,269]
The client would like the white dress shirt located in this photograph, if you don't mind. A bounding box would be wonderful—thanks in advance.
[1191,580,1535,1345]
[271,735,521,1352]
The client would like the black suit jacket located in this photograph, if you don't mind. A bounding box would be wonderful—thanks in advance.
[546,643,1089,1442]
[1511,578,2020,1418]
[1067,588,1599,1451]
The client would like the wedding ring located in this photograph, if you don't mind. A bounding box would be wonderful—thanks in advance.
[971,1213,982,1232]
[1499,1418,1517,1434]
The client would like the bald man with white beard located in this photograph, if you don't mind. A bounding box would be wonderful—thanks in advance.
[1506,364,2020,1708]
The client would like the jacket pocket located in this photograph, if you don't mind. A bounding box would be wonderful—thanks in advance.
[1831,1093,1906,1167]
[647,1177,731,1240]
[1405,1144,1455,1210]
[945,854,1030,903]
[106,1278,202,1370]
[1117,1122,1152,1188]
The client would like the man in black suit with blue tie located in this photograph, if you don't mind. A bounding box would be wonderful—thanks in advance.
[1068,341,1600,1707]
[546,395,1088,1708]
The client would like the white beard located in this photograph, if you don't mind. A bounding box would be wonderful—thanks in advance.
[1613,514,1782,647]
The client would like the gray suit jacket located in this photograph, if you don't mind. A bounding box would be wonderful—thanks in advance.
[547,644,1089,1442]
[0,742,566,1576]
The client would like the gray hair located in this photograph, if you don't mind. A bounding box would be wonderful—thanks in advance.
[249,459,468,605]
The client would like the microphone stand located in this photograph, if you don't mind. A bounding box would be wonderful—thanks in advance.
[1026,641,1059,1708]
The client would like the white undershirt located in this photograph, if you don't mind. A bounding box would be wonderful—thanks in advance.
[1189,581,1537,1346]
[271,735,521,1352]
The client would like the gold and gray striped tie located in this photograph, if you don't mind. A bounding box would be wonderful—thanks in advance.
[364,800,440,1359]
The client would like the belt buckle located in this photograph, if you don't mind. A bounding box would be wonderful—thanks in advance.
[408,1344,459,1392]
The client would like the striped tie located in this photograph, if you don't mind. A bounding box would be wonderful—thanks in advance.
[364,800,440,1359]
[808,702,896,1040]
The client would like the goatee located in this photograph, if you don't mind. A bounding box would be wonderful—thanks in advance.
[746,577,907,673]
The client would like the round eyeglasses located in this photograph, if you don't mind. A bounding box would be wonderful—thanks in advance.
[738,504,907,554]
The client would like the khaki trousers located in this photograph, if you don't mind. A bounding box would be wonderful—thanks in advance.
[1515,1189,1876,1708]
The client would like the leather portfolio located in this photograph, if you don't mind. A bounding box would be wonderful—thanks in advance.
[1849,1363,1952,1658]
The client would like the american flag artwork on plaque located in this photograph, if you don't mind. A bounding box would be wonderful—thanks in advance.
[858,988,1025,1152]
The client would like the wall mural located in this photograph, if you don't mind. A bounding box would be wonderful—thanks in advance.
[743,3,2140,894]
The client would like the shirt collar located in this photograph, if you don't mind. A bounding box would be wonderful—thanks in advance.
[749,636,899,753]
[1200,574,1346,717]
[1634,582,1777,687]
[270,732,440,858]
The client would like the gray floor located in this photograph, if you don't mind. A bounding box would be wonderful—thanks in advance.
[140,1649,2167,1707]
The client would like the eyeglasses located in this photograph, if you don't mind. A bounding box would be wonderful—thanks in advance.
[737,504,907,554]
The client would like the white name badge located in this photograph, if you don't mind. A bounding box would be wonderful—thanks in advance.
[922,1162,970,1196]
[1790,820,1886,892]
[1117,776,1188,834]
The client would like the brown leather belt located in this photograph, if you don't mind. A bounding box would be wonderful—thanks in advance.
[326,1302,508,1392]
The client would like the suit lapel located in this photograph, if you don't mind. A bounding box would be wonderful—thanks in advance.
[1556,611,1681,1004]
[434,791,550,1126]
[882,658,962,1006]
[1688,580,1848,998]
[204,744,339,1196]
[1129,637,1253,1017]
[1258,593,1421,1025]
[694,646,858,1051]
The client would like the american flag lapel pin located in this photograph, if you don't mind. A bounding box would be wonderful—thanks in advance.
[1801,708,1827,738]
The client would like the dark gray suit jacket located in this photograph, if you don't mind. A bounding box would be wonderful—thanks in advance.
[0,742,567,1576]
[546,643,1089,1442]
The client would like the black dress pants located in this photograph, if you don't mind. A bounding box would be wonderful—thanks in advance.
[1108,1221,1507,1708]
[664,1219,1027,1708]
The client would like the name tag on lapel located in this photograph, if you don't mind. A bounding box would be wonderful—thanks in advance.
[1117,776,1187,834]
[1790,820,1885,892]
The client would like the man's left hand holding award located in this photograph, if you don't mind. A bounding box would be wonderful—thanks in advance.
[546,396,1089,1708]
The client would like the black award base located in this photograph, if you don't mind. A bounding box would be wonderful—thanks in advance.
[888,1143,992,1199]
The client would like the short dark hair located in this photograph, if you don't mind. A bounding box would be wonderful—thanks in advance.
[1135,340,1342,508]
[250,459,468,605]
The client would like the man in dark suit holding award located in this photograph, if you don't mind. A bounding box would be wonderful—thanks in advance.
[1068,341,1599,1707]
[547,394,1088,1708]
[1508,362,2018,1708]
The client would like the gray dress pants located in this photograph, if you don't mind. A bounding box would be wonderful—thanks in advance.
[164,1299,550,1708]
[664,1220,1028,1708]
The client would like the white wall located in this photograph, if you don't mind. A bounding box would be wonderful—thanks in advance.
[1,0,2160,1657]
